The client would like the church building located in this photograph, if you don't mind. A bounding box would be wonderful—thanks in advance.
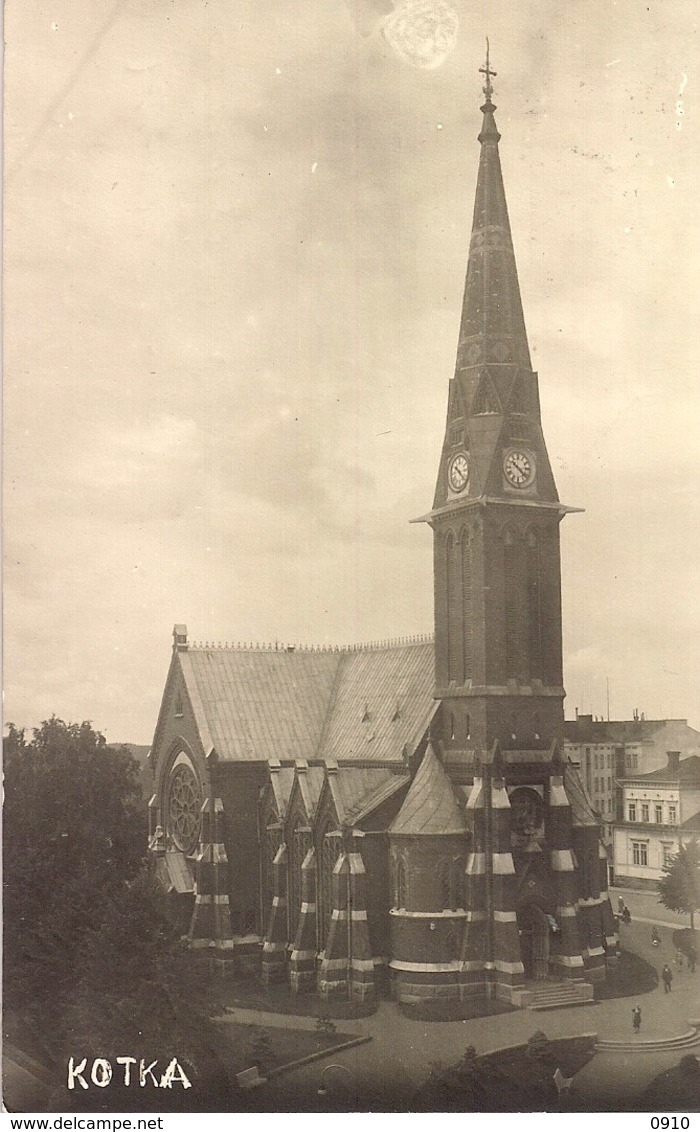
[148,63,619,1008]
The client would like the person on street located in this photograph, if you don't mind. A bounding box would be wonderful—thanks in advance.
[662,964,673,993]
[618,896,625,914]
[622,905,631,925]
[632,1006,642,1033]
[651,926,661,947]
[688,945,697,973]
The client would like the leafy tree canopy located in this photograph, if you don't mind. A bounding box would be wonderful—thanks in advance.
[658,840,700,929]
[3,718,147,1013]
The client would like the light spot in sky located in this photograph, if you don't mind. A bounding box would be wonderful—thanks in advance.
[311,162,318,173]
[382,0,458,70]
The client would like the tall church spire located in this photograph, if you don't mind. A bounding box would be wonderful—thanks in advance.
[456,43,532,375]
[427,50,562,514]
[421,54,578,760]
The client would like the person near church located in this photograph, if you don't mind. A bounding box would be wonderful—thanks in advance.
[618,897,624,915]
[632,1006,642,1033]
[622,905,631,925]
[687,945,697,973]
[662,964,673,993]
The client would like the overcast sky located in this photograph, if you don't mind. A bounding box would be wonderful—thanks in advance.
[5,0,699,743]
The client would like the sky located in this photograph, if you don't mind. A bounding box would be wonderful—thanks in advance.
[4,0,699,744]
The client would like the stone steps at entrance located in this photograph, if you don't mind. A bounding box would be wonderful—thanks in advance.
[511,980,595,1011]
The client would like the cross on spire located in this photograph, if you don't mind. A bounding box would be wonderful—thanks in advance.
[479,38,496,102]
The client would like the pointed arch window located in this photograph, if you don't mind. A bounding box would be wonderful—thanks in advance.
[261,816,281,934]
[288,819,309,942]
[395,857,408,910]
[527,529,543,680]
[446,531,463,682]
[318,823,339,951]
[504,530,518,678]
[438,858,452,910]
[461,528,473,682]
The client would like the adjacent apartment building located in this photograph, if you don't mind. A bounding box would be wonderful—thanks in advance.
[612,753,700,889]
[564,715,700,882]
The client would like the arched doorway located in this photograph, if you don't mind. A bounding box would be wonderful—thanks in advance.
[517,902,550,981]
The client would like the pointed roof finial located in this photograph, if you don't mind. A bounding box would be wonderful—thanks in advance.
[479,37,496,104]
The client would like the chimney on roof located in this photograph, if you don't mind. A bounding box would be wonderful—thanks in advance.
[667,751,681,774]
[173,624,188,652]
[633,708,638,722]
[575,707,579,720]
[641,712,645,722]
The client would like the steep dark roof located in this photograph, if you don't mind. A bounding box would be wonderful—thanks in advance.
[564,718,690,745]
[390,743,464,835]
[176,639,435,764]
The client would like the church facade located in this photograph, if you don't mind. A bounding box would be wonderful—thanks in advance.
[148,71,619,1007]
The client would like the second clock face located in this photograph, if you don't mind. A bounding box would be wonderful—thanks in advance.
[503,448,535,488]
[448,452,469,493]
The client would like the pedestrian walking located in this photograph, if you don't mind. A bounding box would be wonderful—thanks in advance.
[688,945,697,973]
[622,905,631,925]
[618,896,624,914]
[632,1006,642,1033]
[675,949,684,969]
[662,964,673,993]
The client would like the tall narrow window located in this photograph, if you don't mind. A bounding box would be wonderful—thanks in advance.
[628,803,637,822]
[527,530,542,680]
[461,529,473,682]
[318,824,339,951]
[288,821,307,942]
[504,530,518,678]
[261,819,281,934]
[445,531,454,681]
[395,858,407,910]
[447,532,463,681]
[465,713,471,740]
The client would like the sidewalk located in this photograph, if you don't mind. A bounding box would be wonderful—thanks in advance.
[609,885,691,929]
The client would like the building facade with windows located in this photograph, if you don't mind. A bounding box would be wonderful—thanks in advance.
[612,754,700,889]
[148,70,619,1007]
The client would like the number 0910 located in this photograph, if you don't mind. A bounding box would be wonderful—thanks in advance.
[651,1119,690,1129]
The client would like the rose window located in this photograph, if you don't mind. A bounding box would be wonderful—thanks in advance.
[168,763,202,854]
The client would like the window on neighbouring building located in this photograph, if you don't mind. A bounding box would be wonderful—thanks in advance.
[628,803,637,822]
[608,776,612,791]
[661,843,674,867]
[669,806,677,825]
[655,804,663,824]
[632,842,648,866]
[641,804,649,822]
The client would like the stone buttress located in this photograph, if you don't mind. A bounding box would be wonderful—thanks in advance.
[317,830,375,1004]
[188,797,235,973]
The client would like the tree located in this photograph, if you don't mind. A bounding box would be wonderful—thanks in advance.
[658,840,700,930]
[3,718,146,1021]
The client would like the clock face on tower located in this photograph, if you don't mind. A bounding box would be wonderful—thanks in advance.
[503,448,536,488]
[448,452,469,493]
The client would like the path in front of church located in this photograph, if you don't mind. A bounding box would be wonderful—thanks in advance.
[222,914,698,1111]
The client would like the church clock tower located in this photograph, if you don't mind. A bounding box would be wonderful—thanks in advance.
[415,54,580,763]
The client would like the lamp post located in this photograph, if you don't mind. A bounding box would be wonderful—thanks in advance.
[317,1062,354,1099]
